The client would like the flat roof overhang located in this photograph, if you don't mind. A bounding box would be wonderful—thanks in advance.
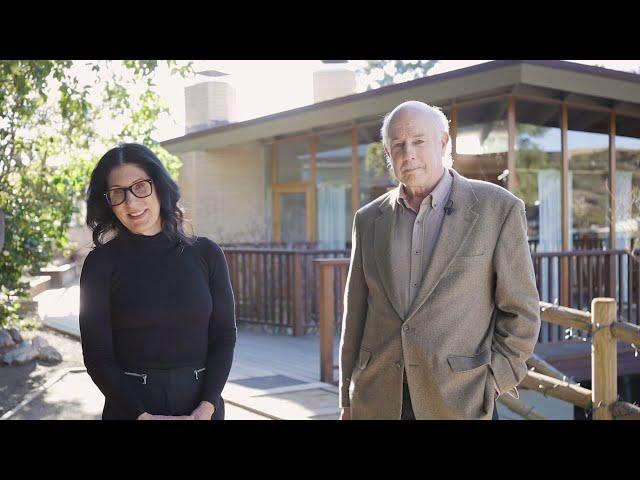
[162,60,640,155]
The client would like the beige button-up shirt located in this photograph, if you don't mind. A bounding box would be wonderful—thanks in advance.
[390,168,454,317]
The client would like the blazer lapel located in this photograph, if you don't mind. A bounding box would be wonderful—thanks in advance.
[405,169,480,322]
[374,189,404,320]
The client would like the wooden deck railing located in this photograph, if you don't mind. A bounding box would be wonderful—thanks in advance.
[532,249,640,337]
[222,244,639,341]
[313,249,640,344]
[223,247,349,336]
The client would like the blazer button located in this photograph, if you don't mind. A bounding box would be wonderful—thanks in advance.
[403,325,410,332]
[395,362,403,369]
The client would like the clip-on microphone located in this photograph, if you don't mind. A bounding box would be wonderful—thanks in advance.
[444,199,455,215]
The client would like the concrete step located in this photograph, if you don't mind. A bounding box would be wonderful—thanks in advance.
[28,275,52,298]
[39,263,76,288]
[34,283,81,338]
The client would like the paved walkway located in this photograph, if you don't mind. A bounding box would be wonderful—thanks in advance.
[29,281,342,420]
[24,281,575,420]
[4,368,270,420]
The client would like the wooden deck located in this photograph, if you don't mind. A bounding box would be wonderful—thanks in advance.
[228,327,340,384]
[222,328,341,419]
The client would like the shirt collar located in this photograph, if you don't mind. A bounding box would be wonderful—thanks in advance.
[397,168,453,212]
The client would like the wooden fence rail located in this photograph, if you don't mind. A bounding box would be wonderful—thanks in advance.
[519,370,593,409]
[611,322,640,347]
[518,298,640,419]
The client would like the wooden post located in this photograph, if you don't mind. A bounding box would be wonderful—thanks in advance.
[292,252,305,336]
[507,96,516,193]
[560,257,570,307]
[608,111,616,249]
[317,260,336,384]
[560,103,569,254]
[603,252,615,299]
[591,297,617,420]
[309,135,317,242]
[560,104,570,307]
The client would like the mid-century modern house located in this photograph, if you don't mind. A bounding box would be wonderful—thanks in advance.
[159,61,640,414]
[161,60,640,342]
[162,60,640,257]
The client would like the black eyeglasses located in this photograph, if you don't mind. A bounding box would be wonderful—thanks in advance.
[104,179,153,206]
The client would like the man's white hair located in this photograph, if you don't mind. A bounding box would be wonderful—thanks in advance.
[380,101,453,169]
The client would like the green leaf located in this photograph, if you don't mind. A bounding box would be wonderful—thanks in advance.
[0,59,190,327]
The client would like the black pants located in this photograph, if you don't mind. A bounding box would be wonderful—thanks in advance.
[401,382,499,420]
[102,365,225,420]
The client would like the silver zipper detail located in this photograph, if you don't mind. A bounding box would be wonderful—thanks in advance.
[194,368,206,381]
[124,371,148,385]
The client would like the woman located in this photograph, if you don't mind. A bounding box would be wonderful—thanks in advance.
[79,143,236,420]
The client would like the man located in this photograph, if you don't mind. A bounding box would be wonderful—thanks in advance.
[339,101,540,420]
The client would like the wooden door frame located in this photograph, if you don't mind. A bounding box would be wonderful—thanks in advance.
[272,183,315,242]
[271,134,317,243]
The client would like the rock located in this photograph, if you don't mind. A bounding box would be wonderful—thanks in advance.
[7,327,23,344]
[1,342,39,365]
[31,336,50,351]
[0,329,15,349]
[38,345,63,364]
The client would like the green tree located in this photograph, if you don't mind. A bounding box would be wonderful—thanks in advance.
[0,60,193,327]
[358,60,439,90]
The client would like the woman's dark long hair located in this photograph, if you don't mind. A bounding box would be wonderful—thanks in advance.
[86,143,196,249]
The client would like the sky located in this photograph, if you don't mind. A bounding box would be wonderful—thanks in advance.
[150,60,640,143]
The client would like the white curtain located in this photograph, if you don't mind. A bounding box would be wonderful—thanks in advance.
[538,169,562,254]
[616,171,633,249]
[538,169,562,304]
[318,186,347,249]
[616,171,633,304]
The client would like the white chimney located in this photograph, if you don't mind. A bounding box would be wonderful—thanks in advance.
[185,79,236,134]
[313,68,356,103]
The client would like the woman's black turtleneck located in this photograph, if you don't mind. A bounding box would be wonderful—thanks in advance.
[79,229,237,419]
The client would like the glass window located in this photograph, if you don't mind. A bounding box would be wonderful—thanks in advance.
[515,100,562,253]
[568,108,610,250]
[264,145,273,240]
[316,130,353,249]
[455,100,508,186]
[616,114,640,250]
[357,123,396,207]
[279,192,307,243]
[277,137,311,183]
